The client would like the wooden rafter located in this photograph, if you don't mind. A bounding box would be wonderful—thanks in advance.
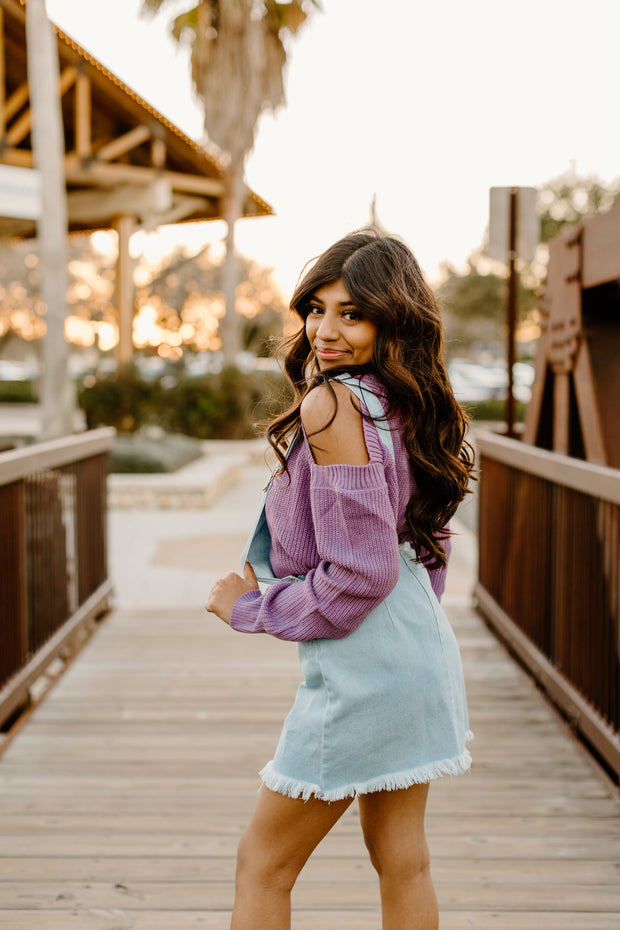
[1,0,25,26]
[0,0,270,240]
[67,181,171,224]
[4,78,28,122]
[1,145,32,166]
[64,157,224,197]
[5,63,76,145]
[95,123,151,162]
[74,69,91,158]
[153,194,209,226]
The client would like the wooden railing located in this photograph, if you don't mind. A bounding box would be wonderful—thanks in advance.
[0,428,115,728]
[475,430,620,778]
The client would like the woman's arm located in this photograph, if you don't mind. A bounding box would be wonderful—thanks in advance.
[225,383,401,640]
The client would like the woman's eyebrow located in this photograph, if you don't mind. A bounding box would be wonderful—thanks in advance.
[308,296,357,307]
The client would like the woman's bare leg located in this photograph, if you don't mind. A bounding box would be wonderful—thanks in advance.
[358,784,438,930]
[231,786,353,930]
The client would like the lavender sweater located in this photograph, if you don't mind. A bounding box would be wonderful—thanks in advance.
[230,378,450,641]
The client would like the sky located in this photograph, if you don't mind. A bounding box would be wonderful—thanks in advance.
[45,0,619,295]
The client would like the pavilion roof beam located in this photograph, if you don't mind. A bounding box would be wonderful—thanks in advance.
[1,0,25,26]
[64,157,224,197]
[155,194,210,226]
[1,145,32,166]
[95,123,151,162]
[3,79,29,123]
[67,180,172,224]
[5,63,76,145]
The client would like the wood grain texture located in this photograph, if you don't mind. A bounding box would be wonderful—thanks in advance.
[0,603,618,929]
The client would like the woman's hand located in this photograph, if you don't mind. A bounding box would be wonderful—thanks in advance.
[205,561,258,625]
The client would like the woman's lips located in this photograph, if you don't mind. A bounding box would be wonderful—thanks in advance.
[315,348,347,358]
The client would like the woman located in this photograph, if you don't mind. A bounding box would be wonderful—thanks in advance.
[206,229,475,930]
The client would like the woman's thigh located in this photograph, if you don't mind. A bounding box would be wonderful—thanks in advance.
[358,784,431,873]
[238,787,354,880]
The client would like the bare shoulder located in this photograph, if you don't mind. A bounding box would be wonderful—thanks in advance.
[301,381,369,466]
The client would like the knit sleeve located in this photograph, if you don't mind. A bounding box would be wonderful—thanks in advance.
[229,457,401,641]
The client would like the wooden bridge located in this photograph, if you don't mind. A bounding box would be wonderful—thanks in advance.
[0,454,618,928]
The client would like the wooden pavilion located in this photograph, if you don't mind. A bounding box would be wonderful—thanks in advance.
[0,0,272,360]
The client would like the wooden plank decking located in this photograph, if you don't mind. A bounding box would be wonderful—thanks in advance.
[0,594,618,929]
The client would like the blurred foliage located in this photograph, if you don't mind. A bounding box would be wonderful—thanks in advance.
[136,243,288,355]
[463,398,526,422]
[0,380,38,403]
[438,169,620,358]
[538,168,620,243]
[78,365,294,440]
[438,261,538,355]
[0,235,288,358]
[0,235,116,353]
[78,365,159,433]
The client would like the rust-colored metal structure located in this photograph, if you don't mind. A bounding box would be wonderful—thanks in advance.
[476,205,620,779]
[523,201,620,467]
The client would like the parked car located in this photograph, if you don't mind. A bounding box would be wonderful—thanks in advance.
[448,358,533,404]
[0,359,38,381]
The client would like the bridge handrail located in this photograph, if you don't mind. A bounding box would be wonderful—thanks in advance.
[0,428,115,487]
[0,428,115,729]
[475,429,620,779]
[476,430,620,504]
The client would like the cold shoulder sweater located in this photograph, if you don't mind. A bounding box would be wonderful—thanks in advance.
[230,376,450,641]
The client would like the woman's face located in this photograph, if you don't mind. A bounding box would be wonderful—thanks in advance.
[305,279,377,371]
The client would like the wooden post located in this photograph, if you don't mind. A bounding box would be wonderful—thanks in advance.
[151,136,167,169]
[553,372,570,455]
[0,7,5,137]
[75,70,91,159]
[26,0,74,440]
[505,187,518,439]
[114,215,136,367]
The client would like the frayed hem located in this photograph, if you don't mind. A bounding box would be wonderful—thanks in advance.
[259,739,474,802]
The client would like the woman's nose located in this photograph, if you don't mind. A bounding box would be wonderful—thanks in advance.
[316,312,338,339]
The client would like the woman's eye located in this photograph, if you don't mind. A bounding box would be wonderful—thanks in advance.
[308,304,323,316]
[343,309,361,321]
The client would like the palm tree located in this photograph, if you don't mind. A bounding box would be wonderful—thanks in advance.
[142,0,319,365]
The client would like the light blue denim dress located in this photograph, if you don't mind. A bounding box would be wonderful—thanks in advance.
[241,376,472,801]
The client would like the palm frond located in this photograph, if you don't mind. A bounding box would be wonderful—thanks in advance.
[139,0,171,19]
[171,5,201,43]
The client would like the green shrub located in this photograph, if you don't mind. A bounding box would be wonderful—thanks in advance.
[464,398,526,421]
[161,368,293,439]
[0,380,38,403]
[78,365,293,440]
[79,364,165,432]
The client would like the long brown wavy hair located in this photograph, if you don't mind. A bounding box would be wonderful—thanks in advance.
[267,228,475,569]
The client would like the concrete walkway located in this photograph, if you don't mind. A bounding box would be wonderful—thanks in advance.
[0,443,618,929]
